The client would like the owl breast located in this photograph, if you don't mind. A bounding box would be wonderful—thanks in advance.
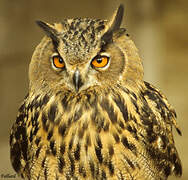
[17,84,172,180]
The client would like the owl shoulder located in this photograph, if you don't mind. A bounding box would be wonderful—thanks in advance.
[143,81,181,135]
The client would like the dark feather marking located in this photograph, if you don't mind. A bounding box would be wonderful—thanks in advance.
[117,127,122,134]
[33,111,39,122]
[58,156,65,173]
[144,90,157,101]
[96,24,105,32]
[58,123,67,137]
[95,136,103,163]
[91,107,97,123]
[27,102,34,112]
[46,149,50,155]
[18,102,26,113]
[91,108,105,133]
[123,155,135,169]
[113,94,128,122]
[74,108,82,122]
[113,132,120,143]
[48,104,57,122]
[50,140,56,156]
[164,165,171,177]
[130,91,137,100]
[89,159,95,177]
[144,81,159,94]
[86,133,91,147]
[14,126,27,142]
[11,143,21,172]
[29,130,34,142]
[118,120,125,129]
[36,146,42,158]
[60,143,66,155]
[121,136,137,152]
[126,125,134,133]
[108,161,114,175]
[42,157,46,168]
[100,98,117,124]
[119,172,124,180]
[42,113,49,132]
[141,102,151,117]
[10,134,13,145]
[78,127,85,139]
[38,94,49,108]
[119,85,130,94]
[95,147,103,164]
[96,135,102,149]
[109,145,114,156]
[103,122,109,131]
[33,125,39,137]
[130,97,139,114]
[174,162,182,176]
[37,173,40,179]
[69,137,73,150]
[47,130,53,141]
[44,166,48,180]
[101,170,107,180]
[16,114,24,124]
[82,121,88,130]
[95,164,100,177]
[74,143,80,160]
[68,152,75,175]
[79,163,86,177]
[86,93,97,107]
[67,117,72,127]
[61,94,69,111]
[160,135,167,149]
[126,125,139,140]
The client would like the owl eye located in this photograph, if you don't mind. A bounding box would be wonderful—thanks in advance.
[91,55,109,68]
[52,55,65,69]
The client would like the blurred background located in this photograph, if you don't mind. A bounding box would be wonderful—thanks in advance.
[0,0,187,179]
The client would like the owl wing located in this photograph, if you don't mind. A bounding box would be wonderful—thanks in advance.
[10,95,29,178]
[141,81,182,177]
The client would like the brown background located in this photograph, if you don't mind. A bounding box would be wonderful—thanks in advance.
[0,0,187,179]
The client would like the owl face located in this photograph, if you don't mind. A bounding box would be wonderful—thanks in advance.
[29,5,132,94]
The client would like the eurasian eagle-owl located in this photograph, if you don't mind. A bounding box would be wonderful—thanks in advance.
[10,5,182,180]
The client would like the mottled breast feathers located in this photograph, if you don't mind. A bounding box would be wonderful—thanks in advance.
[10,82,182,179]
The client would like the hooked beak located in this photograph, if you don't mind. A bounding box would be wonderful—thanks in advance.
[72,69,83,92]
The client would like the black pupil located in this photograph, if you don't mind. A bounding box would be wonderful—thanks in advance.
[58,57,63,64]
[97,58,103,63]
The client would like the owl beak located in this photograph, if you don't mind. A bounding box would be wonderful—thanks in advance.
[73,69,83,92]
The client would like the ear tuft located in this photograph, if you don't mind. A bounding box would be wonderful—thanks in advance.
[101,4,124,44]
[110,4,124,33]
[36,20,59,48]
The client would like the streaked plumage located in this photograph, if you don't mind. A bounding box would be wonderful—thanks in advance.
[10,5,182,180]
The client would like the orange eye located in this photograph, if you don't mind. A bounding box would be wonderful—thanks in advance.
[52,56,65,69]
[91,56,109,68]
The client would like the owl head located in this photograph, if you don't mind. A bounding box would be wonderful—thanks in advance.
[29,5,143,95]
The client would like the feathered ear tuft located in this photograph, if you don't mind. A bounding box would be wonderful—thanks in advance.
[101,4,124,45]
[36,20,59,49]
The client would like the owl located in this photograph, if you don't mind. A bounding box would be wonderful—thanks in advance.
[10,4,182,180]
